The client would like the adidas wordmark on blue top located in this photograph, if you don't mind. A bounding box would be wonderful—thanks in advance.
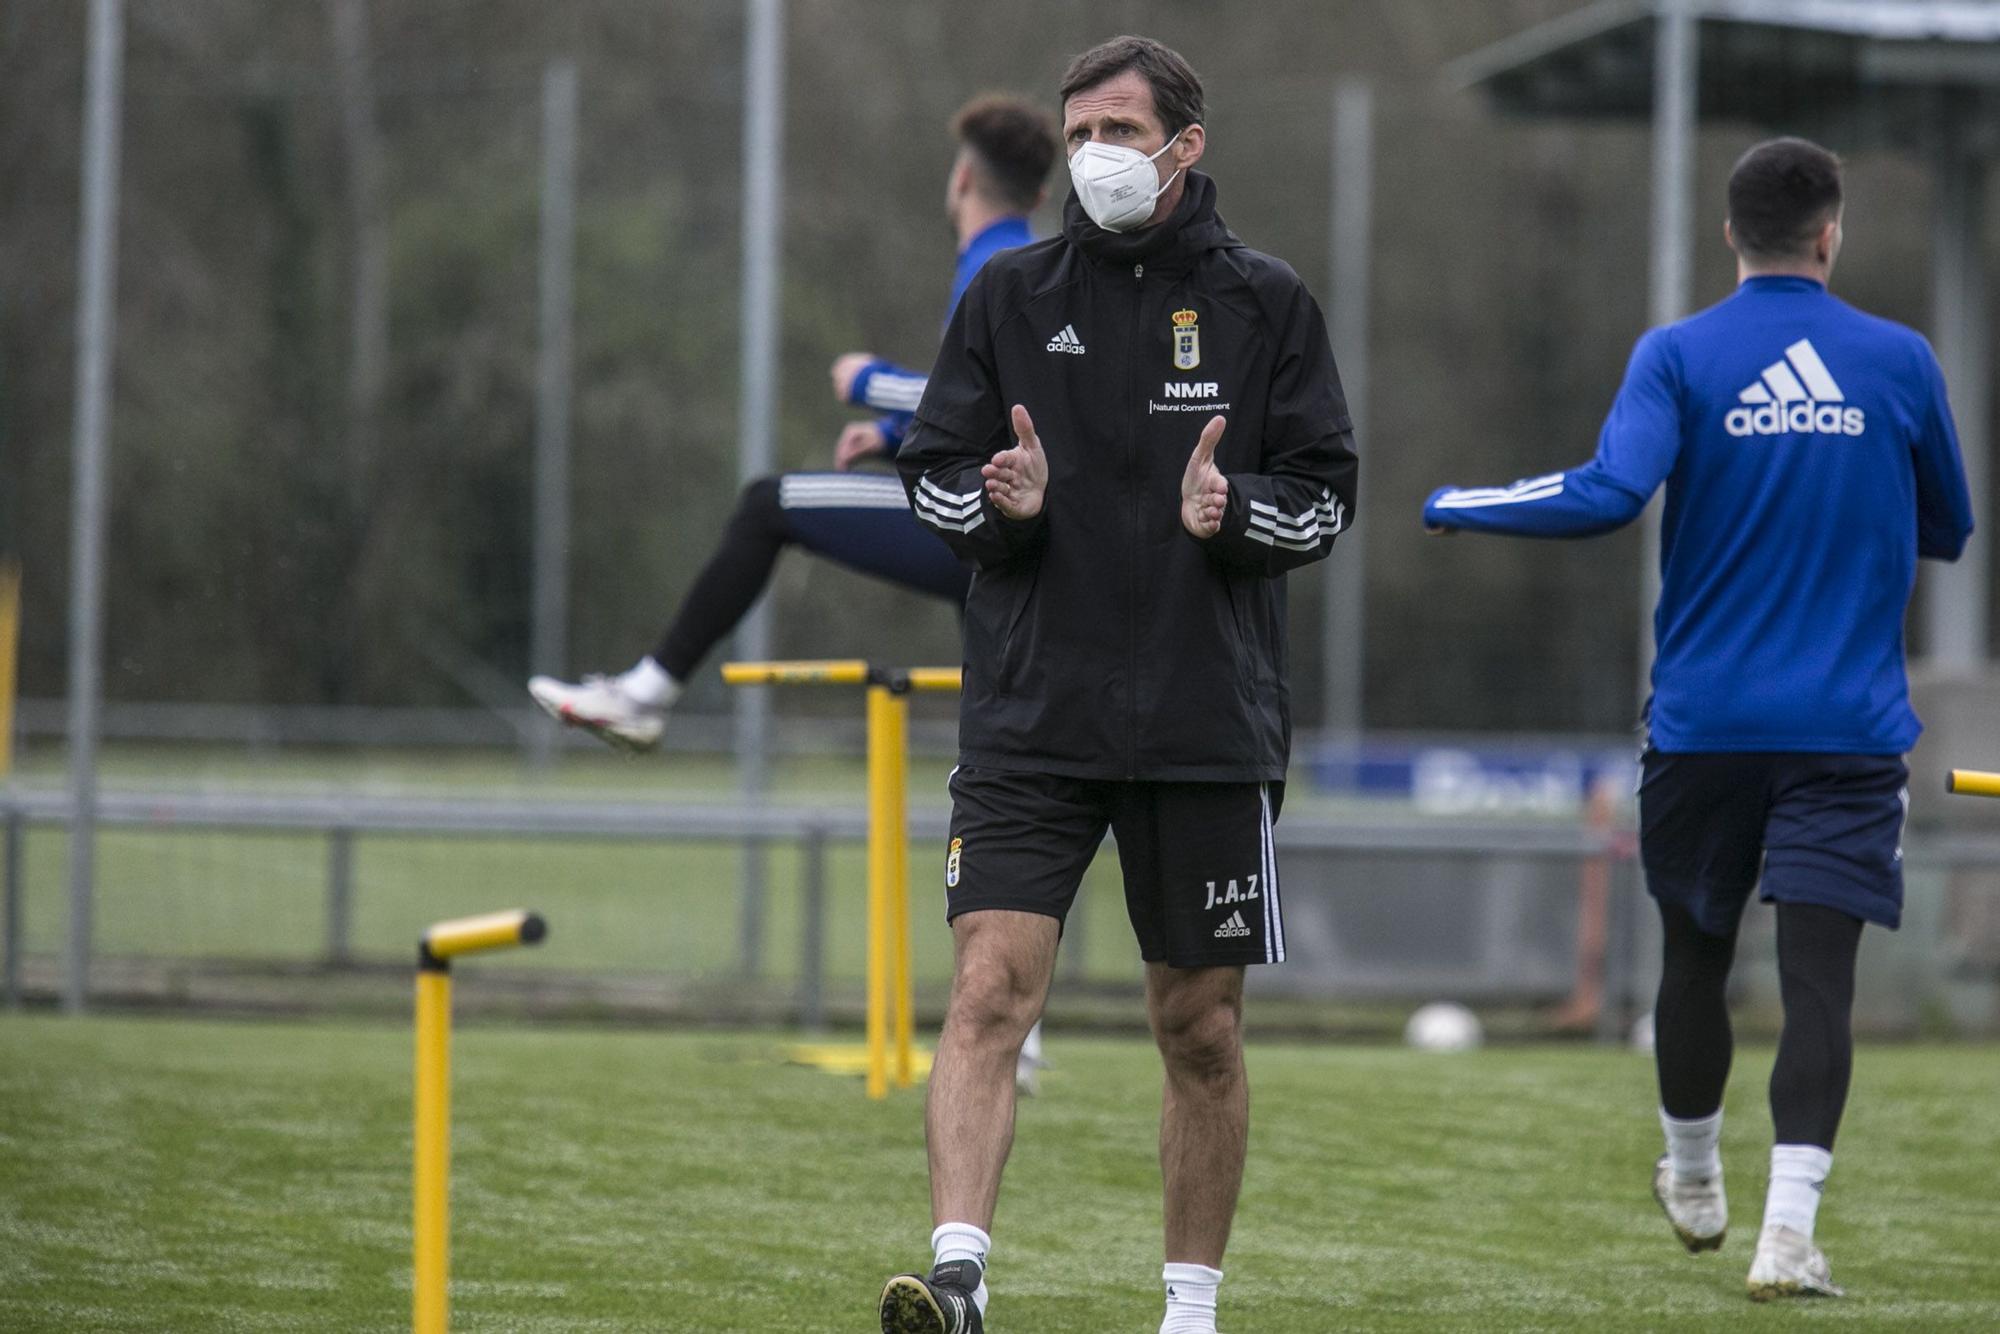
[1424,276,1974,754]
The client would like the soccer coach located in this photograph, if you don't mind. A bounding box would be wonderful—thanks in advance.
[878,34,1357,1334]
[1425,138,1973,1301]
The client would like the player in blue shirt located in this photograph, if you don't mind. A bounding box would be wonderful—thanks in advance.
[1424,138,1972,1301]
[529,96,1054,751]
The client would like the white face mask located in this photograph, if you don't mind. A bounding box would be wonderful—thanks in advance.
[1068,134,1184,233]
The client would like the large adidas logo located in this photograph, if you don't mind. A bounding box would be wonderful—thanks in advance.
[1045,324,1087,355]
[1213,910,1252,939]
[1725,339,1865,438]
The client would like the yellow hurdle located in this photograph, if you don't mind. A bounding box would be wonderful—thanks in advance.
[724,659,959,1098]
[720,659,869,687]
[1947,769,2000,799]
[413,909,547,1334]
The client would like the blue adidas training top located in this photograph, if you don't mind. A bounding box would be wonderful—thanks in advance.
[1424,276,1974,754]
[845,215,1037,455]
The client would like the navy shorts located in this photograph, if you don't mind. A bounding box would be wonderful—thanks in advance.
[1638,750,1909,936]
[775,472,972,604]
[942,766,1287,968]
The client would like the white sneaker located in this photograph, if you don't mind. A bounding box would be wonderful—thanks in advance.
[1014,1060,1039,1098]
[1746,1223,1843,1301]
[1652,1156,1727,1252]
[1015,1022,1049,1097]
[527,674,665,753]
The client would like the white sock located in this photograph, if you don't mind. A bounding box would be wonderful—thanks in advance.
[617,657,680,708]
[931,1222,990,1316]
[1763,1144,1832,1239]
[1019,1020,1044,1068]
[1160,1262,1222,1334]
[1660,1106,1723,1182]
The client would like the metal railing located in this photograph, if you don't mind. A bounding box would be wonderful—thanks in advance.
[0,785,1628,1013]
[6,784,1997,1033]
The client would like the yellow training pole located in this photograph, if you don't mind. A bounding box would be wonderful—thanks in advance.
[866,684,895,1100]
[413,967,452,1334]
[885,687,915,1087]
[721,659,869,687]
[722,660,955,1095]
[906,666,963,693]
[1947,769,2000,798]
[897,666,953,1081]
[0,559,19,782]
[413,909,546,1333]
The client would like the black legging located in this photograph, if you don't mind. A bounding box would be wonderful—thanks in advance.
[653,478,789,681]
[1653,900,1863,1150]
[1770,903,1863,1149]
[1654,903,1738,1121]
[651,474,972,681]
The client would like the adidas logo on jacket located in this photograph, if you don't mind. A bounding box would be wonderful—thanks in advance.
[1724,338,1865,437]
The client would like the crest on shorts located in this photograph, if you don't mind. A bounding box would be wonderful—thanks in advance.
[1171,309,1201,370]
[946,837,963,889]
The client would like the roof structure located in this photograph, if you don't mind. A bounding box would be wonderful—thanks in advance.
[1449,0,2000,147]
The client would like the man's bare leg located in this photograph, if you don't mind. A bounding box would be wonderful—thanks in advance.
[1147,962,1248,1266]
[928,909,1061,1229]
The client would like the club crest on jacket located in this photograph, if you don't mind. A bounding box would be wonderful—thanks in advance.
[1172,309,1201,370]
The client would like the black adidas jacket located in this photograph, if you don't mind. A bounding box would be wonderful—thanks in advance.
[899,172,1358,782]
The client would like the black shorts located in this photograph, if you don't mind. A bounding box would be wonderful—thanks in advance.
[941,766,1287,968]
[1639,750,1908,936]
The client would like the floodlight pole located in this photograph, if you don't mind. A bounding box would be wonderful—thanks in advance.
[1924,100,1989,670]
[530,59,579,769]
[64,0,126,1015]
[1323,78,1372,739]
[1639,0,1698,704]
[734,0,785,963]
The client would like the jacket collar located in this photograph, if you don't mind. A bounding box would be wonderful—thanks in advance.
[1062,171,1239,275]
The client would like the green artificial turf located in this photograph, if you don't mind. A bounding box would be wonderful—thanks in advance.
[2,1015,1995,1331]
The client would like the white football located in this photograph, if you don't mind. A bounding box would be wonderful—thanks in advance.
[1404,1001,1483,1051]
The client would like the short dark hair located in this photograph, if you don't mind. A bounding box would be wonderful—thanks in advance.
[1059,35,1205,137]
[951,95,1059,213]
[1728,137,1843,260]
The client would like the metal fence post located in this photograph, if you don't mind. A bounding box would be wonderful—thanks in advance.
[1597,856,1637,1045]
[3,810,22,1008]
[326,826,355,966]
[1323,76,1372,736]
[737,836,769,979]
[732,0,785,926]
[64,0,128,1017]
[798,823,826,1032]
[1636,0,1696,700]
[528,58,579,771]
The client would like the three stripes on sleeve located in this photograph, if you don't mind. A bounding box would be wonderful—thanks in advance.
[1247,491,1346,549]
[911,477,987,534]
[1429,473,1567,512]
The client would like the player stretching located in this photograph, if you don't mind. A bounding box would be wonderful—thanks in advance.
[529,94,1058,1096]
[1424,137,1972,1300]
[528,95,1056,752]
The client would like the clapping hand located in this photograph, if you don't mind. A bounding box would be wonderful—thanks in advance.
[983,404,1049,520]
[1180,414,1229,538]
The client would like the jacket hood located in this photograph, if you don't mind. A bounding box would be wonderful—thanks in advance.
[1062,170,1241,274]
